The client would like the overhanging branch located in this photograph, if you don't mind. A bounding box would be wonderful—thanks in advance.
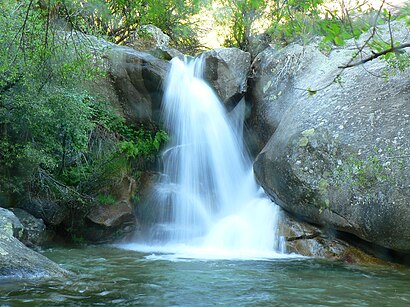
[339,43,410,68]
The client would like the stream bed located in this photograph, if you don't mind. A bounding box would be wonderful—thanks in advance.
[1,245,410,306]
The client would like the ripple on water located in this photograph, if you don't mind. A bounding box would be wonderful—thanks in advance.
[1,246,410,306]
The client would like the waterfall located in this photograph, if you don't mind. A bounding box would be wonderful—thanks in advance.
[119,57,286,259]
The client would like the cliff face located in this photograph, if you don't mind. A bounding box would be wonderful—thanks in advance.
[251,21,410,253]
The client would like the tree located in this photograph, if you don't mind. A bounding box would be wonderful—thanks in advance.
[0,0,168,207]
[30,0,206,51]
[216,0,266,50]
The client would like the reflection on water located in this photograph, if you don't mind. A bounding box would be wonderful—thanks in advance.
[1,246,410,306]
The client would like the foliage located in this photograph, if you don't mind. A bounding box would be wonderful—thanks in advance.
[267,0,324,45]
[214,0,373,51]
[0,0,168,207]
[215,0,266,50]
[31,0,206,52]
[215,0,409,76]
[96,193,117,206]
[369,38,410,74]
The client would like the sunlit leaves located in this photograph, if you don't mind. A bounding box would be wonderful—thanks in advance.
[216,0,266,50]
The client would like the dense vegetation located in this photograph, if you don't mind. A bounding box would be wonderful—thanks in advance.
[0,0,169,210]
[0,0,408,239]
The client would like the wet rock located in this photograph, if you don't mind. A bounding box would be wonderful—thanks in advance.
[134,172,162,229]
[19,198,69,226]
[82,200,136,243]
[201,48,251,110]
[0,208,68,279]
[0,235,68,279]
[79,176,138,243]
[87,201,134,228]
[280,214,385,265]
[253,21,410,252]
[10,208,50,247]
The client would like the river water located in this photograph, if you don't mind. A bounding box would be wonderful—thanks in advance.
[1,245,410,306]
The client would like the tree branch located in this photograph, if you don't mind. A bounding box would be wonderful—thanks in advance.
[338,43,410,68]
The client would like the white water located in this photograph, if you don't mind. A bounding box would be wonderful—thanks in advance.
[119,57,286,260]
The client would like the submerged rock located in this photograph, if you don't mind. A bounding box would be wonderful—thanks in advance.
[253,21,410,253]
[0,208,68,279]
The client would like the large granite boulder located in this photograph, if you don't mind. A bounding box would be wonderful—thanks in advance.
[253,21,410,252]
[248,44,305,152]
[61,31,170,125]
[0,208,67,279]
[126,24,184,60]
[201,48,251,110]
[107,45,169,124]
[10,208,50,247]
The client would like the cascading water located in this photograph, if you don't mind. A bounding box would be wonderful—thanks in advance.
[119,57,286,259]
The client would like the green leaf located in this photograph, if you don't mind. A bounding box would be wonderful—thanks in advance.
[307,88,317,96]
[334,36,345,46]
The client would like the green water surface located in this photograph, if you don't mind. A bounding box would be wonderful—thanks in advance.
[1,246,410,306]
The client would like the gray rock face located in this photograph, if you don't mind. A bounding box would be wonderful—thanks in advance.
[201,48,251,109]
[0,207,24,240]
[280,213,386,264]
[136,24,171,47]
[253,22,410,252]
[61,31,170,125]
[0,208,67,279]
[19,198,69,226]
[11,208,49,247]
[92,36,250,124]
[87,201,134,228]
[127,25,184,60]
[108,46,169,123]
[248,44,309,152]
